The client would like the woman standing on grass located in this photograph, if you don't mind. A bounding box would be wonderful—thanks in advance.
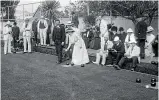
[65,24,89,66]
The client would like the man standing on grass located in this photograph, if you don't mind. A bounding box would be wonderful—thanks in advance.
[52,19,65,64]
[12,22,20,53]
[135,17,147,59]
[37,16,48,46]
[21,18,32,53]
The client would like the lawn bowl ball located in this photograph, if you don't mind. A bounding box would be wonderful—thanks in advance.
[151,78,156,83]
[151,82,156,87]
[66,63,69,65]
[81,64,84,67]
[71,63,74,66]
[145,85,149,88]
[136,78,141,83]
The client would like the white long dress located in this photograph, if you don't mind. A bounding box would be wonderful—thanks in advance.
[71,28,89,65]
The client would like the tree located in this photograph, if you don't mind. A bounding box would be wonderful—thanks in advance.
[1,0,20,21]
[87,1,158,25]
[111,1,158,25]
[64,1,87,17]
[40,0,61,22]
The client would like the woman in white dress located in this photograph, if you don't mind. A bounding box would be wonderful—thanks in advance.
[65,26,89,66]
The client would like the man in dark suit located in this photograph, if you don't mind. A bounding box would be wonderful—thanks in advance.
[71,12,79,28]
[135,17,147,59]
[109,26,118,41]
[52,19,66,64]
[12,22,20,52]
[107,36,125,70]
[32,18,38,44]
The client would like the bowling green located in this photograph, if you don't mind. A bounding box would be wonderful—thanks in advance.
[1,51,158,100]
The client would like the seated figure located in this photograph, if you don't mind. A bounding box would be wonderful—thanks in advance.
[124,28,136,52]
[107,36,125,69]
[93,35,113,66]
[117,38,140,71]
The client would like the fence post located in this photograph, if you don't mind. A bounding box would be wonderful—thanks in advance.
[8,7,9,21]
[23,4,24,20]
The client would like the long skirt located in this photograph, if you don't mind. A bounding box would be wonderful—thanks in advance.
[72,38,89,65]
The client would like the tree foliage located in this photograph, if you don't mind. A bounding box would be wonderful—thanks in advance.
[41,0,61,21]
[1,0,20,21]
[64,1,87,17]
[86,1,158,25]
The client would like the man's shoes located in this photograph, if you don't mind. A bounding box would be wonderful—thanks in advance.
[113,64,121,70]
[106,64,113,67]
[92,61,99,65]
[23,52,27,54]
[151,61,158,65]
[101,64,105,66]
[131,68,135,71]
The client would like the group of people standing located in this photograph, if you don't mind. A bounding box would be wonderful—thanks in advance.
[3,13,158,69]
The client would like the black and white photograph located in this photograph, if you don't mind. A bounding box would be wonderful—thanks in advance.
[0,0,158,100]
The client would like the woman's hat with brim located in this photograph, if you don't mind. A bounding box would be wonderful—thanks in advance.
[147,26,154,33]
[66,27,74,33]
[129,38,137,44]
[66,21,73,26]
[127,28,133,33]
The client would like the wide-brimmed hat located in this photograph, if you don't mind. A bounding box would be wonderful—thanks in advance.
[127,28,133,33]
[114,36,120,41]
[129,38,137,44]
[66,21,73,26]
[147,26,154,33]
[66,27,74,33]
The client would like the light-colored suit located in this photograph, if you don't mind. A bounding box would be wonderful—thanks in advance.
[124,33,135,52]
[3,25,12,54]
[125,45,140,63]
[21,22,32,52]
[94,40,113,65]
[100,19,109,49]
[37,19,48,45]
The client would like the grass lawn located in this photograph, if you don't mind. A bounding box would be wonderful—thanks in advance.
[1,50,158,100]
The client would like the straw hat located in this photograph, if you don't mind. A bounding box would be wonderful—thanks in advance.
[66,21,73,25]
[129,38,137,44]
[147,26,154,33]
[127,28,133,33]
[66,27,74,33]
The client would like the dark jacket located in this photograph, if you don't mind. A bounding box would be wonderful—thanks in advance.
[32,20,38,32]
[135,21,147,39]
[112,42,125,54]
[52,25,65,43]
[12,26,20,37]
[109,32,119,41]
[72,15,79,27]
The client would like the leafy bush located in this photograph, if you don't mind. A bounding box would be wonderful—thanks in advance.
[83,15,96,26]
